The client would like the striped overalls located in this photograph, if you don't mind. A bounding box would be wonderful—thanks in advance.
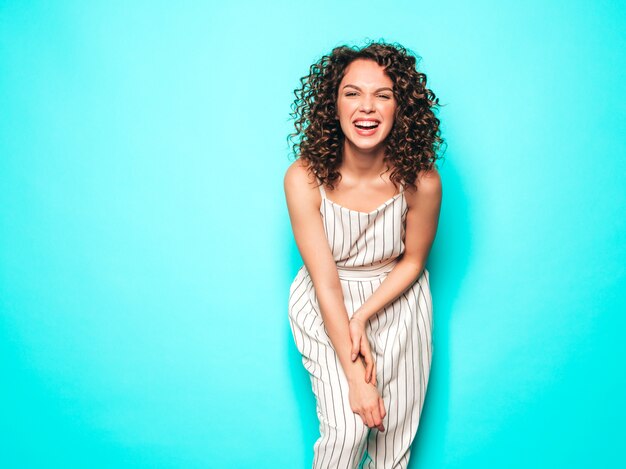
[288,180,433,468]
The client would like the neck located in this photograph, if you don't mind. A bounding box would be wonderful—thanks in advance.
[340,139,389,178]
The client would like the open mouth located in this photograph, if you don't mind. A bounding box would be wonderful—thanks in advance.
[354,121,380,130]
[353,120,380,135]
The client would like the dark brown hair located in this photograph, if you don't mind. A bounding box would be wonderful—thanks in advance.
[287,39,447,191]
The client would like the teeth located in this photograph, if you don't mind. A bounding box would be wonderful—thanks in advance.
[355,121,379,128]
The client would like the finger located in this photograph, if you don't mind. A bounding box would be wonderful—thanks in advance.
[376,417,385,432]
[351,333,361,362]
[379,396,387,420]
[369,402,385,433]
[368,350,376,385]
[372,408,385,433]
[364,409,375,429]
[371,407,381,427]
[361,337,373,382]
[355,410,363,424]
[371,360,377,386]
[365,356,372,383]
[357,409,368,427]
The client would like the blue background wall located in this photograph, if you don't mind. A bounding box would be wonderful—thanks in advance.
[1,1,624,467]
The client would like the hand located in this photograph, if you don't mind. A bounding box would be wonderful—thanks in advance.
[349,314,377,386]
[348,378,386,432]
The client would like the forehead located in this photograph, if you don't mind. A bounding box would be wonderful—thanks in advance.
[340,59,393,88]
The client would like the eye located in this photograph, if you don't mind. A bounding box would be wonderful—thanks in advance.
[345,92,357,96]
[378,95,392,99]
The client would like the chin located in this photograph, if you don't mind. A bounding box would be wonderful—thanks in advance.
[350,140,386,152]
[349,133,390,147]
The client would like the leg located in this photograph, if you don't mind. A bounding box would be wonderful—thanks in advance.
[308,339,371,469]
[361,277,433,468]
[289,289,370,468]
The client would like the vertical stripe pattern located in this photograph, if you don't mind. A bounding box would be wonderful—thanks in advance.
[288,181,434,469]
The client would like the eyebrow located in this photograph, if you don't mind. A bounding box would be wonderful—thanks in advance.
[342,84,394,92]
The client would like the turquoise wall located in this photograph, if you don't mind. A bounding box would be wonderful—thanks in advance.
[1,1,624,467]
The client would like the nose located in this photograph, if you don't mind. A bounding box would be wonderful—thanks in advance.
[359,94,374,112]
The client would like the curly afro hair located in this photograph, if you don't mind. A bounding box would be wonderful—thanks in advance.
[287,39,447,191]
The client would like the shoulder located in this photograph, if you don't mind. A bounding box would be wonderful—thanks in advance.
[404,167,442,206]
[284,158,312,189]
[417,167,442,194]
[283,159,320,208]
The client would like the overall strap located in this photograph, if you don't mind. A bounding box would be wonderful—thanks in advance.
[317,179,327,198]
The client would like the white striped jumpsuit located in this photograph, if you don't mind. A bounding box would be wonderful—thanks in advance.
[288,180,434,468]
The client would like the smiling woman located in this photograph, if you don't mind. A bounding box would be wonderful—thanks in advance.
[284,40,445,468]
[344,85,393,136]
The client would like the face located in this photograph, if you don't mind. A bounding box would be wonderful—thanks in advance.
[336,58,398,152]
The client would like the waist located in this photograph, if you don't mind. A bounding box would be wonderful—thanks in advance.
[336,258,399,281]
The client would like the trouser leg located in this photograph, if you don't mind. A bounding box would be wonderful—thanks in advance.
[361,288,433,469]
[289,302,370,468]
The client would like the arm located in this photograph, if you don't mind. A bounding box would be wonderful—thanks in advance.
[352,169,442,324]
[284,161,368,385]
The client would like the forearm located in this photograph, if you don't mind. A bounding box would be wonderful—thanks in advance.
[316,284,367,384]
[353,259,424,323]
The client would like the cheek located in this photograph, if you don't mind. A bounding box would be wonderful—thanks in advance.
[338,101,357,115]
[384,109,397,134]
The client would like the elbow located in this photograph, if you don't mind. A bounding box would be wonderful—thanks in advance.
[316,281,343,297]
[401,258,424,280]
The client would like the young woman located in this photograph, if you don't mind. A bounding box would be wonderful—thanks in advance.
[284,41,445,469]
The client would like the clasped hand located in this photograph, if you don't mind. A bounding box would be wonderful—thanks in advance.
[348,311,386,432]
[349,313,376,386]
